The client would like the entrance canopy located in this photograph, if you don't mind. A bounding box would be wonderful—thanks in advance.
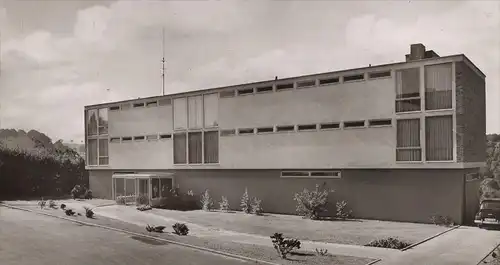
[112,172,174,202]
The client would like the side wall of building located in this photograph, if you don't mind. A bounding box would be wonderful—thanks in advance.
[89,168,470,224]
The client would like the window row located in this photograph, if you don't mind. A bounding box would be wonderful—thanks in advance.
[396,63,453,113]
[109,134,172,143]
[220,71,392,98]
[173,130,219,165]
[219,119,393,136]
[396,115,454,162]
[108,98,173,111]
[280,171,341,178]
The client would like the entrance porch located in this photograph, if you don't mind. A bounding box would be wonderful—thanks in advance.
[112,172,174,205]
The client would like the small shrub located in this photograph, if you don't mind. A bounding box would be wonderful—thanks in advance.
[336,200,352,220]
[71,185,87,199]
[219,196,230,212]
[240,188,251,214]
[137,205,152,211]
[200,189,214,211]
[38,198,46,209]
[315,248,329,256]
[48,200,57,209]
[115,196,127,205]
[250,197,263,215]
[135,194,149,206]
[294,184,332,220]
[187,190,194,196]
[83,206,94,218]
[430,215,454,227]
[172,223,189,236]
[60,203,66,210]
[84,189,93,200]
[65,209,76,216]
[365,237,411,250]
[270,233,301,259]
[146,224,166,233]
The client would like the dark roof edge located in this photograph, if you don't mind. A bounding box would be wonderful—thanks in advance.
[85,54,475,109]
[460,54,486,79]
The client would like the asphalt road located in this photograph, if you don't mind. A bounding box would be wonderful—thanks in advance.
[0,206,254,265]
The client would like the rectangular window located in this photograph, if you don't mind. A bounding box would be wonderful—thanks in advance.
[122,137,132,142]
[238,128,254,135]
[188,95,203,129]
[368,119,392,127]
[188,132,202,164]
[87,139,98,165]
[98,108,108,135]
[204,131,219,164]
[276,125,295,132]
[276,83,294,91]
[86,109,98,136]
[220,129,236,136]
[296,80,316,89]
[344,121,365,128]
[281,171,309,177]
[257,127,274,134]
[369,71,391,79]
[151,178,160,199]
[159,134,171,140]
[256,86,273,93]
[425,63,452,110]
[98,138,109,165]
[319,122,340,130]
[133,102,145,108]
[173,97,188,130]
[237,87,254,96]
[146,100,158,107]
[158,98,172,106]
[110,137,121,143]
[297,124,317,131]
[146,134,158,141]
[343,74,365,82]
[310,171,341,178]
[396,119,421,161]
[173,133,187,164]
[204,93,219,128]
[109,106,120,111]
[425,115,453,161]
[396,68,421,112]
[133,136,145,141]
[319,77,339,85]
[220,90,235,98]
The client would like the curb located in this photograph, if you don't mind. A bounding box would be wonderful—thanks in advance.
[476,243,500,265]
[365,258,382,265]
[400,225,460,252]
[0,203,281,265]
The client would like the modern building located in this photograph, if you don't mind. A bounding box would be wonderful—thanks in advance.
[85,43,485,224]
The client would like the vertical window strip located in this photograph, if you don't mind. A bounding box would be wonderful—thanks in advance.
[396,119,421,161]
[204,131,219,164]
[425,64,453,110]
[425,115,453,161]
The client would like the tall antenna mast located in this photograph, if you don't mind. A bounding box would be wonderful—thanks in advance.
[161,27,166,96]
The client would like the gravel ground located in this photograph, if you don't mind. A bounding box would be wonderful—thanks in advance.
[12,204,375,265]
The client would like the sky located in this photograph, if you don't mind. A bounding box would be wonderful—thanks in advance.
[0,0,499,143]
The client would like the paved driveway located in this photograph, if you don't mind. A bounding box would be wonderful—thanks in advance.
[0,206,256,265]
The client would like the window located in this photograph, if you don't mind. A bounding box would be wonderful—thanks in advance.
[220,129,236,136]
[188,132,202,164]
[369,71,391,79]
[146,134,158,141]
[396,68,421,112]
[343,74,364,82]
[98,108,108,135]
[344,121,365,128]
[425,63,452,110]
[188,96,203,129]
[87,139,98,165]
[158,98,171,106]
[110,137,120,143]
[87,109,98,136]
[159,134,171,140]
[173,133,187,164]
[146,100,158,107]
[281,171,309,177]
[297,124,317,131]
[237,88,254,96]
[425,115,453,161]
[310,171,341,178]
[319,122,340,130]
[296,80,316,89]
[319,77,339,85]
[109,106,120,111]
[220,90,235,98]
[369,119,392,127]
[396,119,421,162]
[203,93,218,128]
[256,86,273,93]
[133,136,145,141]
[98,138,109,165]
[204,131,219,164]
[133,102,145,108]
[151,178,160,199]
[257,127,274,134]
[276,83,294,91]
[238,128,254,135]
[122,137,132,142]
[173,97,188,130]
[121,103,131,110]
[276,125,294,132]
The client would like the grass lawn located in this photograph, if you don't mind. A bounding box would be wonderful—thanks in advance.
[148,208,449,246]
[8,204,374,265]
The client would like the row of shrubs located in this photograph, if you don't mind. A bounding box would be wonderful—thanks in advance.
[115,183,352,220]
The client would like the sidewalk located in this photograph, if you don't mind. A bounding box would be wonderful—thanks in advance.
[374,226,500,265]
[92,205,398,260]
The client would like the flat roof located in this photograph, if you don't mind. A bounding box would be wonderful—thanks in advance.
[85,53,485,110]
